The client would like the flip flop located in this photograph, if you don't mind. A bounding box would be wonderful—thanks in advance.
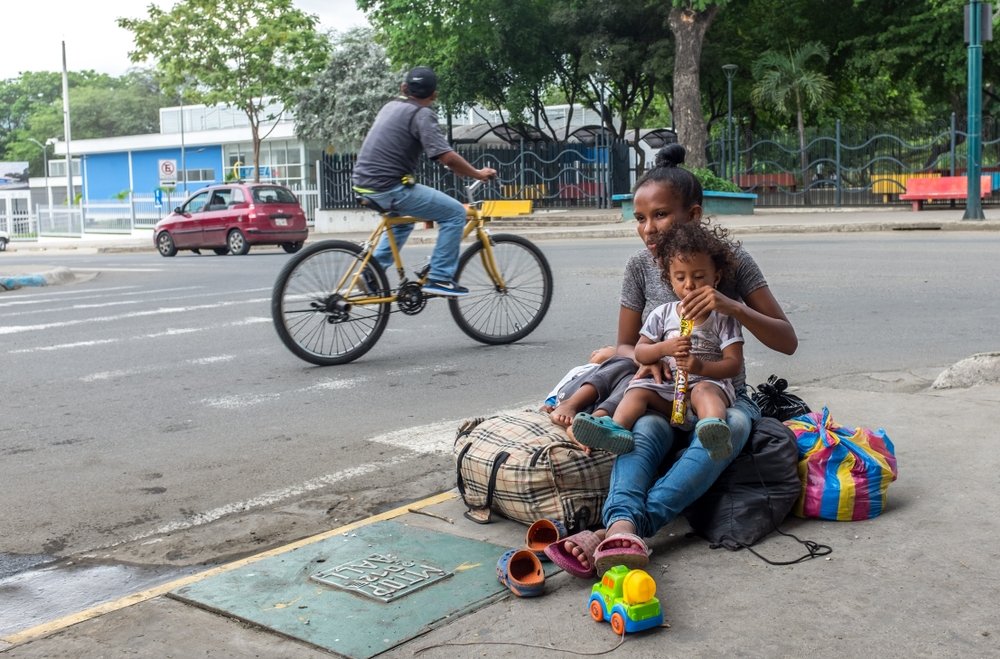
[695,417,732,461]
[543,529,602,578]
[496,548,545,597]
[593,532,651,576]
[525,518,567,561]
[571,412,634,454]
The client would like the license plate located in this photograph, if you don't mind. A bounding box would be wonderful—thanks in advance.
[274,218,287,226]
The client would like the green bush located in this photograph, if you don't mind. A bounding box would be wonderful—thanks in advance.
[686,167,741,193]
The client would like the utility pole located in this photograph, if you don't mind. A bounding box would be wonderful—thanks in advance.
[964,1,991,220]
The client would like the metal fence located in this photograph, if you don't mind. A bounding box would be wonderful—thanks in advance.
[708,114,1000,208]
[319,137,632,210]
[22,187,320,240]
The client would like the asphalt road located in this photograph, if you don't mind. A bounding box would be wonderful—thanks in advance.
[2,232,999,573]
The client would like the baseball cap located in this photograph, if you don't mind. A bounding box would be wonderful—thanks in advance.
[405,67,437,99]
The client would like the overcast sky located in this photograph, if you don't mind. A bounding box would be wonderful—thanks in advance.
[2,0,369,81]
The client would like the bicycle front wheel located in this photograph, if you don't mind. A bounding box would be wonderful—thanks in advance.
[271,240,390,365]
[449,233,553,344]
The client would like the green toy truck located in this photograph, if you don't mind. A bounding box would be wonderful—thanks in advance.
[588,565,663,634]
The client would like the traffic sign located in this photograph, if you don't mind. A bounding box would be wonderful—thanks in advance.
[158,159,178,186]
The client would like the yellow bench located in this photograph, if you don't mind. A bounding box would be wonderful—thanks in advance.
[481,200,533,217]
[871,173,940,202]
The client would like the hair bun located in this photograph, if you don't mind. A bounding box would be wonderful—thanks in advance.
[655,144,686,168]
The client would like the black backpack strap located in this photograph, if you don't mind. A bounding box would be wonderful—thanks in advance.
[462,451,509,525]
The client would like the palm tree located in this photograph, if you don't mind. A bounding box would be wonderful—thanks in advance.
[751,42,833,184]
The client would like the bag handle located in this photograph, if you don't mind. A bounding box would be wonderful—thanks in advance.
[458,449,510,525]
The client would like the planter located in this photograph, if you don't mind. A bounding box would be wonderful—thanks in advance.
[702,190,757,215]
[613,190,757,219]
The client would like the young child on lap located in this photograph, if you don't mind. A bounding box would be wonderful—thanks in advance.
[572,221,744,460]
[541,345,617,425]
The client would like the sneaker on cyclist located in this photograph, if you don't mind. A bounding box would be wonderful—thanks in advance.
[422,279,469,297]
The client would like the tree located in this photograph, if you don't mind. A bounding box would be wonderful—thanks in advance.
[118,0,330,182]
[1,69,166,175]
[294,28,399,152]
[667,1,724,169]
[751,41,833,180]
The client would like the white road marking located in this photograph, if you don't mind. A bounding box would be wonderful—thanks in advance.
[119,454,414,544]
[112,408,531,546]
[0,298,270,335]
[9,339,120,354]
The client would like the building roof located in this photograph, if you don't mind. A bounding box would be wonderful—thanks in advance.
[49,121,299,157]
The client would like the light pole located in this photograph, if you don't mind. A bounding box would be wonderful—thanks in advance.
[26,137,54,210]
[722,64,738,182]
[963,1,991,220]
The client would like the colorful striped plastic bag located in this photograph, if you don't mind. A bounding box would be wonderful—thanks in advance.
[784,407,898,521]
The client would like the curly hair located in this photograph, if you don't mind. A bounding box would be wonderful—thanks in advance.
[654,219,740,287]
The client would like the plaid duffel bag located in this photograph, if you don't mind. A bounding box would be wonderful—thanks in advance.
[454,409,614,532]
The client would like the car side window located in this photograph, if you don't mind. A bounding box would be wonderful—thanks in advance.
[209,190,230,209]
[185,191,211,213]
[230,188,245,206]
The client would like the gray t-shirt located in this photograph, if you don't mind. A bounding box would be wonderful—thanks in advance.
[619,246,767,393]
[352,98,453,192]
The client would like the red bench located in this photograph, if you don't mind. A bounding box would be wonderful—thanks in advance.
[899,175,992,211]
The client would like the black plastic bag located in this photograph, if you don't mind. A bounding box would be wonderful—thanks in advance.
[751,375,811,422]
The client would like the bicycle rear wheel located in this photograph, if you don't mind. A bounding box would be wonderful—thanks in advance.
[448,233,553,344]
[271,240,390,365]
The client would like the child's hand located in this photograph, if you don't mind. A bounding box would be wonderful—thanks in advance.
[666,335,691,358]
[675,354,702,374]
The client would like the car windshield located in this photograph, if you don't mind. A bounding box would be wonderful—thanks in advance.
[251,186,297,204]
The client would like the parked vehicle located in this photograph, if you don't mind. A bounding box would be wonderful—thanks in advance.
[153,183,308,257]
[0,229,9,252]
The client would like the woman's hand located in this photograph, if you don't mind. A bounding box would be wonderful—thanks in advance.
[680,286,736,321]
[635,360,668,384]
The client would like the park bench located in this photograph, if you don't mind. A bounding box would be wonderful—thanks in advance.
[899,175,992,211]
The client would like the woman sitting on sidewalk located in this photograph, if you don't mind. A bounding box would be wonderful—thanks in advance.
[545,144,798,576]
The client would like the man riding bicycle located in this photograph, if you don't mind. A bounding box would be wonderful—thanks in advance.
[352,66,497,297]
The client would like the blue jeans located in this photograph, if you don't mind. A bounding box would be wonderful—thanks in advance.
[365,183,468,282]
[601,393,761,538]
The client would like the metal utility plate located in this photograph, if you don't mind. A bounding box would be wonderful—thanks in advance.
[170,520,540,658]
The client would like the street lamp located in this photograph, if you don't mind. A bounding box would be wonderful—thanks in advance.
[722,64,738,182]
[26,137,55,210]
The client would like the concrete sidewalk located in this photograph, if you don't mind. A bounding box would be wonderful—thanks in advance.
[3,369,999,657]
[3,208,1000,657]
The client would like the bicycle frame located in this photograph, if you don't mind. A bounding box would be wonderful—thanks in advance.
[344,182,506,306]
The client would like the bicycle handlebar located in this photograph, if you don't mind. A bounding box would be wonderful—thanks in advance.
[465,179,485,203]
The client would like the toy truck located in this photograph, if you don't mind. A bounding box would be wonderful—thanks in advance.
[587,565,663,634]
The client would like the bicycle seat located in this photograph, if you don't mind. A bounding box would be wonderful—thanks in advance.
[355,195,399,216]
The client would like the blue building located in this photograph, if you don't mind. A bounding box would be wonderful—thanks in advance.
[48,104,323,209]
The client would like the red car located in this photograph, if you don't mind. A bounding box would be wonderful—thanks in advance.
[153,183,309,257]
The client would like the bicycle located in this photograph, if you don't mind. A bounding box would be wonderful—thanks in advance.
[271,180,554,365]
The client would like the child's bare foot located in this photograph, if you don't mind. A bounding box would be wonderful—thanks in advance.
[549,401,579,427]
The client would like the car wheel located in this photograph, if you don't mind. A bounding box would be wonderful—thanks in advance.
[0,237,7,252]
[212,247,230,256]
[156,231,177,257]
[228,229,250,255]
[281,241,303,254]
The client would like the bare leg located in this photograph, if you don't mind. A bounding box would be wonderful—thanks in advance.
[689,383,728,421]
[550,383,599,427]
